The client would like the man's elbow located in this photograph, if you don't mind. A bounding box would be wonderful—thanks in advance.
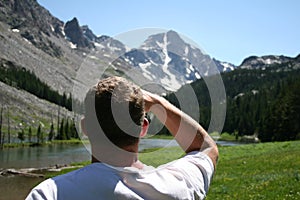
[210,144,219,170]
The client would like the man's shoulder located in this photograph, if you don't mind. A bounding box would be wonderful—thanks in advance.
[114,152,214,199]
[25,178,57,200]
[159,151,214,170]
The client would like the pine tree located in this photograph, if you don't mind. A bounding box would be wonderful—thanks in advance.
[57,118,65,140]
[18,129,25,143]
[70,119,79,139]
[28,126,32,143]
[48,123,54,141]
[7,107,10,144]
[57,106,60,138]
[36,124,42,144]
[64,118,70,140]
[0,106,3,148]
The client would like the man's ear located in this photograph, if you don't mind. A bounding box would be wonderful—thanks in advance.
[81,117,88,136]
[140,118,149,138]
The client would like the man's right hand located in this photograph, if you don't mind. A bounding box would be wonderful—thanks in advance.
[142,89,162,112]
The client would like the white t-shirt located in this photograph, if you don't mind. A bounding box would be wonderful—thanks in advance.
[26,151,214,200]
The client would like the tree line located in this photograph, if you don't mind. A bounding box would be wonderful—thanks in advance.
[0,59,73,111]
[0,105,79,148]
[165,60,300,142]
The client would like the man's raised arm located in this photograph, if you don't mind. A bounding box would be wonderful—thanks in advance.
[142,90,219,169]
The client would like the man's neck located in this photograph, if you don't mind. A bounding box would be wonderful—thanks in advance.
[91,144,144,169]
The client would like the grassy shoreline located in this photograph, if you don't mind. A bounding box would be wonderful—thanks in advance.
[0,132,252,149]
[1,139,89,148]
[207,141,300,199]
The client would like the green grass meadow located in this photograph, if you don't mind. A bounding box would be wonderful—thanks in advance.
[139,141,300,199]
[207,141,300,200]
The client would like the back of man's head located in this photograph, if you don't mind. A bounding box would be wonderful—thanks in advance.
[84,76,144,149]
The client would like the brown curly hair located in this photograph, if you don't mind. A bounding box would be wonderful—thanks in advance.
[84,76,144,148]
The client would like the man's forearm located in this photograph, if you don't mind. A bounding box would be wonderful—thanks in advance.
[147,94,218,168]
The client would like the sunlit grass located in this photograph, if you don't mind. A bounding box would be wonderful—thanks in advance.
[206,141,300,200]
[139,146,184,167]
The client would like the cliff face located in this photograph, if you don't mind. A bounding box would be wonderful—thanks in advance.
[64,17,94,49]
[0,0,65,57]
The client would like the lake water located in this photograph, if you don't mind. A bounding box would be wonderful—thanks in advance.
[0,139,179,169]
[0,139,239,170]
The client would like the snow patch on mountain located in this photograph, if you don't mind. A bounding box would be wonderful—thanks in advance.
[221,62,235,71]
[160,33,182,91]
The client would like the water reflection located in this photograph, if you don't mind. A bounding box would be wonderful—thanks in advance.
[0,139,238,169]
[0,139,180,169]
[0,143,90,169]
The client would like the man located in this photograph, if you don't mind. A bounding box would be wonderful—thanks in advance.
[26,76,218,200]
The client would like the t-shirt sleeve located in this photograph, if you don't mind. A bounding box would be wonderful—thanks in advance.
[25,179,57,200]
[161,151,215,197]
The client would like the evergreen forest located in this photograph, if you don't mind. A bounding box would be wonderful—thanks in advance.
[0,59,73,111]
[167,57,300,142]
[1,56,299,144]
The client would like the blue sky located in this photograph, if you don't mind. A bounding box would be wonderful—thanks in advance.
[38,0,300,65]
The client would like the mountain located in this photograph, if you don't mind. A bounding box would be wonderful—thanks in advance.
[113,30,236,91]
[1,0,237,94]
[1,0,296,98]
[239,55,292,69]
[71,27,236,91]
[0,0,96,139]
[0,0,65,57]
[63,17,128,55]
[64,17,93,49]
[213,58,236,72]
[0,0,82,95]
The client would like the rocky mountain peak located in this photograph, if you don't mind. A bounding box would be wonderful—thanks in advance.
[82,25,97,42]
[166,30,186,48]
[119,30,220,91]
[64,17,93,49]
[213,58,236,72]
[141,30,185,52]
